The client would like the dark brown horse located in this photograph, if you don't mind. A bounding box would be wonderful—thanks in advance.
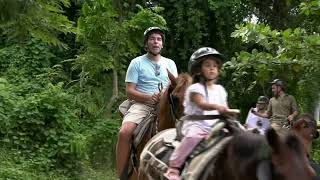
[127,73,192,180]
[139,121,316,180]
[290,114,320,180]
[208,128,316,180]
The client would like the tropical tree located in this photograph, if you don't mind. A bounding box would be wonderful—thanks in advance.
[0,0,75,47]
[224,1,320,119]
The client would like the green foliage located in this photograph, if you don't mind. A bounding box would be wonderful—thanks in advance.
[0,80,86,171]
[0,0,75,47]
[300,0,320,32]
[0,39,88,174]
[87,119,120,169]
[224,23,320,120]
[0,148,117,180]
[0,39,54,79]
[312,138,320,163]
[156,0,252,71]
[0,149,69,179]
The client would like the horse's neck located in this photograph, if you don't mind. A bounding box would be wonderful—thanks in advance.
[158,89,177,131]
[297,134,312,156]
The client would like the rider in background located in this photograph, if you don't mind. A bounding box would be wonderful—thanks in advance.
[116,27,177,179]
[164,47,229,180]
[254,96,269,113]
[253,79,299,129]
[245,96,270,134]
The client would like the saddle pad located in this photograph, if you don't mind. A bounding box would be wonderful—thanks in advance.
[183,136,233,180]
[140,129,177,174]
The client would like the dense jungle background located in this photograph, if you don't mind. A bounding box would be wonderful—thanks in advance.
[0,0,319,179]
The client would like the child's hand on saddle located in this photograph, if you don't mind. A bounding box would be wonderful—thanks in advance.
[287,114,295,122]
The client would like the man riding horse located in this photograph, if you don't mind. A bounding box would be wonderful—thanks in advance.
[116,26,178,179]
[253,79,299,129]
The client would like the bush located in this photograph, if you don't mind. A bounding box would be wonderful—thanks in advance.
[0,80,86,172]
[87,119,120,169]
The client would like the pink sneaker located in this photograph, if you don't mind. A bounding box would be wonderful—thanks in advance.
[163,167,181,180]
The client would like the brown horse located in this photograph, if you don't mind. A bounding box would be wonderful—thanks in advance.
[126,73,192,180]
[158,73,192,131]
[208,128,315,180]
[290,113,320,180]
[139,121,316,180]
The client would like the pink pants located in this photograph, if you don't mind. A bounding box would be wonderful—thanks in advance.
[169,126,209,168]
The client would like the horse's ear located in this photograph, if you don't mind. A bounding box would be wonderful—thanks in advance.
[266,128,280,153]
[256,160,272,180]
[167,69,177,87]
[292,119,306,130]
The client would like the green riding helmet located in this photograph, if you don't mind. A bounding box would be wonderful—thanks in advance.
[188,47,224,76]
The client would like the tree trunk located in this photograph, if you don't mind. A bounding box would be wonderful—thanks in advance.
[315,97,320,122]
[106,67,119,116]
[105,0,124,117]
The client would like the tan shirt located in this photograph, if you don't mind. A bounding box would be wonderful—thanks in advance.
[267,94,298,124]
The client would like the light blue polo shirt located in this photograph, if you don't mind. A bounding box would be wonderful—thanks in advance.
[125,54,178,95]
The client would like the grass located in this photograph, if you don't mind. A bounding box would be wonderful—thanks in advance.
[0,148,118,180]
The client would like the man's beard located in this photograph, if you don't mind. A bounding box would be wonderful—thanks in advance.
[149,51,160,56]
[146,46,161,56]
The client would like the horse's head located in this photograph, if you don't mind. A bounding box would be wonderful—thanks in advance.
[290,114,319,156]
[258,128,316,180]
[158,73,192,131]
[224,128,315,180]
[171,73,192,112]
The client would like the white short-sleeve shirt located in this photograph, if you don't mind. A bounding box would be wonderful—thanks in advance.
[182,83,228,134]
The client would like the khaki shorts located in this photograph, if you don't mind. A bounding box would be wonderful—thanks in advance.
[122,102,155,125]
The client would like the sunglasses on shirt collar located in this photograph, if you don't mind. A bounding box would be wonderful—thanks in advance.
[155,64,160,76]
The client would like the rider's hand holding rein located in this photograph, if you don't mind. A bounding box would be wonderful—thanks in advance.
[149,92,161,104]
[287,114,295,122]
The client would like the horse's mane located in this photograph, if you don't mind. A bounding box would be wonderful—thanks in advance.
[158,73,192,131]
[226,132,271,179]
[171,73,192,96]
